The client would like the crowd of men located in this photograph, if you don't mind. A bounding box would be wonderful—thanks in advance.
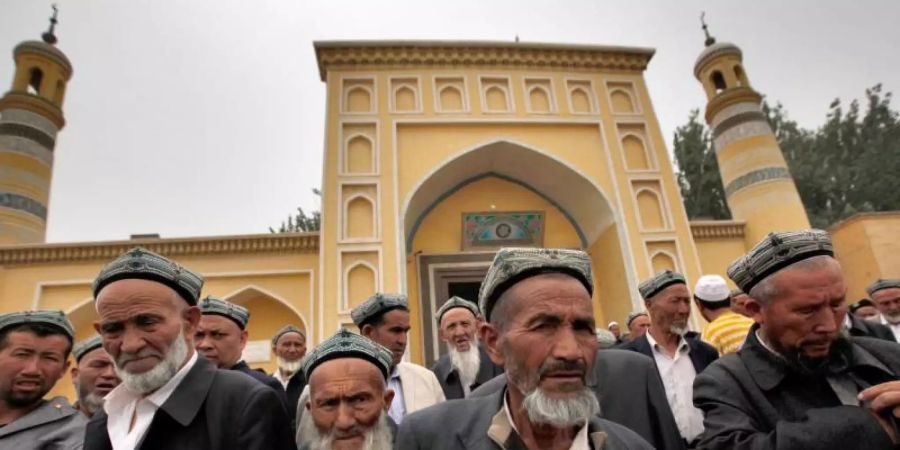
[2,228,900,449]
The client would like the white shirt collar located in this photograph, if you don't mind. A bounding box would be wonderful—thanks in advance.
[646,330,689,355]
[501,390,590,450]
[103,352,199,450]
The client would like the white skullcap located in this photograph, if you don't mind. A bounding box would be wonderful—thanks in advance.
[694,274,730,302]
[607,321,619,328]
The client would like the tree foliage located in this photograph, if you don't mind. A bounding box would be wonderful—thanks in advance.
[674,84,900,228]
[270,189,322,233]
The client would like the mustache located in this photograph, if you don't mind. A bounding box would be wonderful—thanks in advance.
[116,348,163,369]
[538,359,587,379]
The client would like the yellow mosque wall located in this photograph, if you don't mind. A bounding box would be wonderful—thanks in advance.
[831,212,900,302]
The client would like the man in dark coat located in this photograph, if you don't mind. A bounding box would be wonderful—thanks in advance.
[694,229,900,449]
[271,324,308,429]
[431,296,503,399]
[617,270,718,446]
[471,348,685,450]
[845,309,897,342]
[397,248,652,449]
[84,247,295,450]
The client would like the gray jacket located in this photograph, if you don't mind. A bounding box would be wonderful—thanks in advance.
[0,396,87,450]
[395,387,653,449]
[471,349,683,450]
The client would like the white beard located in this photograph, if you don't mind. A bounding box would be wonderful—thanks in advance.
[670,324,688,336]
[277,356,302,374]
[299,410,393,450]
[74,380,105,415]
[448,344,480,388]
[521,386,600,428]
[114,330,189,395]
[883,313,900,325]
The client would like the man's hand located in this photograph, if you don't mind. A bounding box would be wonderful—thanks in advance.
[859,380,900,444]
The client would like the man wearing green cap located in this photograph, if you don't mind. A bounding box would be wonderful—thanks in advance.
[0,310,86,448]
[694,230,900,449]
[70,334,119,417]
[296,329,397,450]
[397,248,652,449]
[83,247,295,450]
[431,296,502,399]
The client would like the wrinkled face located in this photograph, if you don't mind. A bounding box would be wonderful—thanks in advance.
[307,358,393,450]
[646,284,692,334]
[274,332,307,362]
[628,315,650,338]
[608,324,620,338]
[195,315,247,369]
[731,293,752,317]
[872,288,900,324]
[852,305,880,320]
[484,273,597,399]
[439,308,478,352]
[72,347,119,400]
[363,310,410,366]
[95,279,199,376]
[0,330,70,408]
[750,260,846,360]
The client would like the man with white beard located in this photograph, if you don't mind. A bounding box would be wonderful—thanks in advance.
[869,279,900,343]
[272,325,309,431]
[70,334,120,417]
[297,329,396,450]
[618,270,718,447]
[83,247,295,450]
[431,296,502,399]
[396,248,653,450]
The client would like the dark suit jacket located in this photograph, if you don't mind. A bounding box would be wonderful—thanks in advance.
[396,386,653,449]
[470,349,684,450]
[618,332,719,374]
[84,357,296,450]
[284,370,307,431]
[847,314,897,342]
[694,327,900,450]
[431,345,504,400]
[232,360,290,411]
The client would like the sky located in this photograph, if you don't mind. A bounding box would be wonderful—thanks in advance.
[1,0,897,243]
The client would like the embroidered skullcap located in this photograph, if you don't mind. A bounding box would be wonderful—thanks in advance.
[478,247,593,321]
[302,328,393,380]
[727,229,834,293]
[626,311,648,327]
[351,293,409,327]
[849,299,876,314]
[200,296,250,330]
[694,275,731,303]
[73,335,104,362]
[866,279,900,296]
[0,310,74,342]
[434,296,480,323]
[93,247,204,305]
[638,270,687,300]
[271,325,305,346]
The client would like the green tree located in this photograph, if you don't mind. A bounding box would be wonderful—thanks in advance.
[270,189,322,233]
[672,109,731,219]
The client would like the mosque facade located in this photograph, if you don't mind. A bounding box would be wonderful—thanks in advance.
[1,31,898,400]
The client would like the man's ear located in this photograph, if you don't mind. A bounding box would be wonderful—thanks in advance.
[239,330,248,350]
[480,322,504,367]
[360,324,374,339]
[383,388,395,410]
[745,297,764,324]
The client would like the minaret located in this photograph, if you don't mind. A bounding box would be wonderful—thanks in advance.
[693,16,810,247]
[0,6,72,245]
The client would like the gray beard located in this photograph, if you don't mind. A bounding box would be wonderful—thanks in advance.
[521,386,600,428]
[278,356,303,374]
[883,313,900,325]
[670,324,688,336]
[448,344,480,388]
[299,411,393,450]
[74,380,106,415]
[114,330,188,394]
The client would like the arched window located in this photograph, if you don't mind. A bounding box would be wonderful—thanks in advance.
[28,68,43,95]
[711,71,727,94]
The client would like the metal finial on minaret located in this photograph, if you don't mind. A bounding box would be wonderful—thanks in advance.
[515,34,520,43]
[41,4,59,45]
[700,12,716,47]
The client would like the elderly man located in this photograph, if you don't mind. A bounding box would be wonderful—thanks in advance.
[297,329,396,450]
[694,274,754,356]
[626,311,650,341]
[844,298,896,342]
[607,322,623,344]
[83,247,295,450]
[273,324,309,429]
[619,270,718,446]
[869,279,900,343]
[71,334,120,417]
[0,310,86,448]
[195,296,288,408]
[850,299,880,321]
[694,230,900,449]
[396,248,652,449]
[431,296,503,399]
